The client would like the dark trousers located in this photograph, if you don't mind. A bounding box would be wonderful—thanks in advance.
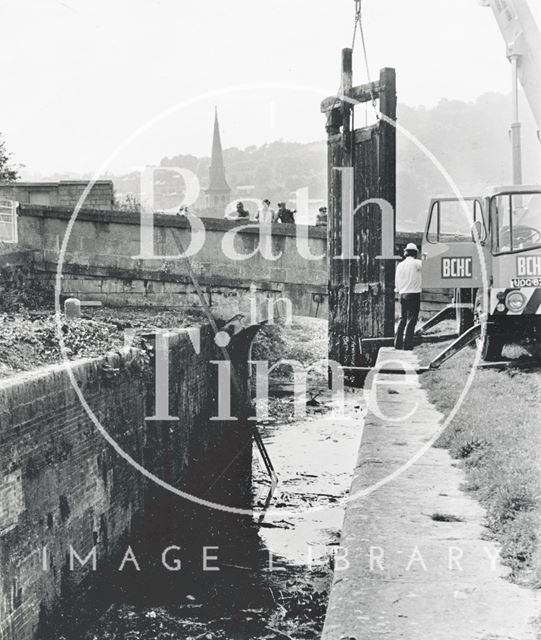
[395,293,421,350]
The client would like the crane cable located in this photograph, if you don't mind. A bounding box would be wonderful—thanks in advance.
[351,0,361,50]
[325,1,361,129]
[325,0,379,131]
[352,0,379,117]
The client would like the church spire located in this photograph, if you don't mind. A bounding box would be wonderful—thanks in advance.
[207,107,230,194]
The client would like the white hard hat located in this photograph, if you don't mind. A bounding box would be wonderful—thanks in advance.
[406,242,419,252]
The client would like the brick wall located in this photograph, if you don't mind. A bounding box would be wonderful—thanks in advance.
[57,182,114,210]
[0,326,251,640]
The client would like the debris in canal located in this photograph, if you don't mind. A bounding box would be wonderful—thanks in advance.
[78,317,351,640]
[82,562,332,640]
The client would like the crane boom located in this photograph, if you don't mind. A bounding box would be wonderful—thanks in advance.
[481,0,541,130]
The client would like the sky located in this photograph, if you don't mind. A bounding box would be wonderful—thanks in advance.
[0,0,539,176]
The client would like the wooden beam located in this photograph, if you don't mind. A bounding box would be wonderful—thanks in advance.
[320,81,381,113]
[378,67,397,338]
[341,48,353,134]
[341,48,353,97]
[379,67,397,121]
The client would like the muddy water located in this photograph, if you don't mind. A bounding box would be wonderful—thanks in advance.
[81,391,364,640]
[256,390,364,566]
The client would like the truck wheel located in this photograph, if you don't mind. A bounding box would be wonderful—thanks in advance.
[474,294,504,361]
[455,288,474,335]
[480,334,504,361]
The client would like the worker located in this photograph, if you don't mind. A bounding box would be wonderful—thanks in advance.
[316,206,328,226]
[275,201,296,224]
[394,242,422,351]
[256,199,275,223]
[225,201,250,220]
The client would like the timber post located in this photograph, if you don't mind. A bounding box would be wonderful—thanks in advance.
[378,67,397,338]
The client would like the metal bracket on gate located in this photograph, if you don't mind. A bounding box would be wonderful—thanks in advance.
[428,324,482,369]
[415,304,473,337]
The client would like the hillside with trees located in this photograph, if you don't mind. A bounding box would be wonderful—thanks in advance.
[111,93,539,229]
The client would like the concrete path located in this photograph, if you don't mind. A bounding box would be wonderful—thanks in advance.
[322,348,540,640]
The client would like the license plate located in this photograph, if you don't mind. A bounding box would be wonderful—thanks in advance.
[511,277,541,287]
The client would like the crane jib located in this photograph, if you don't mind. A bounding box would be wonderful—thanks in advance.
[483,0,541,130]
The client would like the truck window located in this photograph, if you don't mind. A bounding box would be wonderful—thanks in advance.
[491,192,541,254]
[426,199,484,243]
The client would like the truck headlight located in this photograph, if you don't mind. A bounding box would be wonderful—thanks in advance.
[505,291,526,312]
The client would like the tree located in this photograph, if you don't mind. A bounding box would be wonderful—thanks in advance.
[0,134,18,182]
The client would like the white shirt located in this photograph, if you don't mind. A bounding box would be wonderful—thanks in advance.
[395,256,422,294]
[257,205,275,224]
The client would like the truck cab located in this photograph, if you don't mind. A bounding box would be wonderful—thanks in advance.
[422,185,541,359]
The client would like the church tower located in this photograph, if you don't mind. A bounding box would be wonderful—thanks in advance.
[205,107,231,214]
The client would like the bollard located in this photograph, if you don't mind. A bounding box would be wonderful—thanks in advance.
[64,298,81,320]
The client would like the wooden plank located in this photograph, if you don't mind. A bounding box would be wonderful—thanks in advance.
[424,288,452,294]
[422,291,450,304]
[353,124,379,144]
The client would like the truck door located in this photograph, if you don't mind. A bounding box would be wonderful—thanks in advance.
[421,197,486,289]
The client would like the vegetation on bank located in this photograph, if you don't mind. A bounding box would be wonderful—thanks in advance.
[0,310,322,379]
[251,318,329,423]
[252,317,327,376]
[0,308,204,378]
[417,342,541,587]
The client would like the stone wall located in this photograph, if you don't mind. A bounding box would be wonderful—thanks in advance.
[0,250,53,311]
[0,182,114,211]
[0,326,251,640]
[0,251,34,290]
[14,204,329,320]
[6,204,445,320]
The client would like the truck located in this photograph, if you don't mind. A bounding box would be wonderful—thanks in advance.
[422,185,541,360]
[420,0,541,361]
